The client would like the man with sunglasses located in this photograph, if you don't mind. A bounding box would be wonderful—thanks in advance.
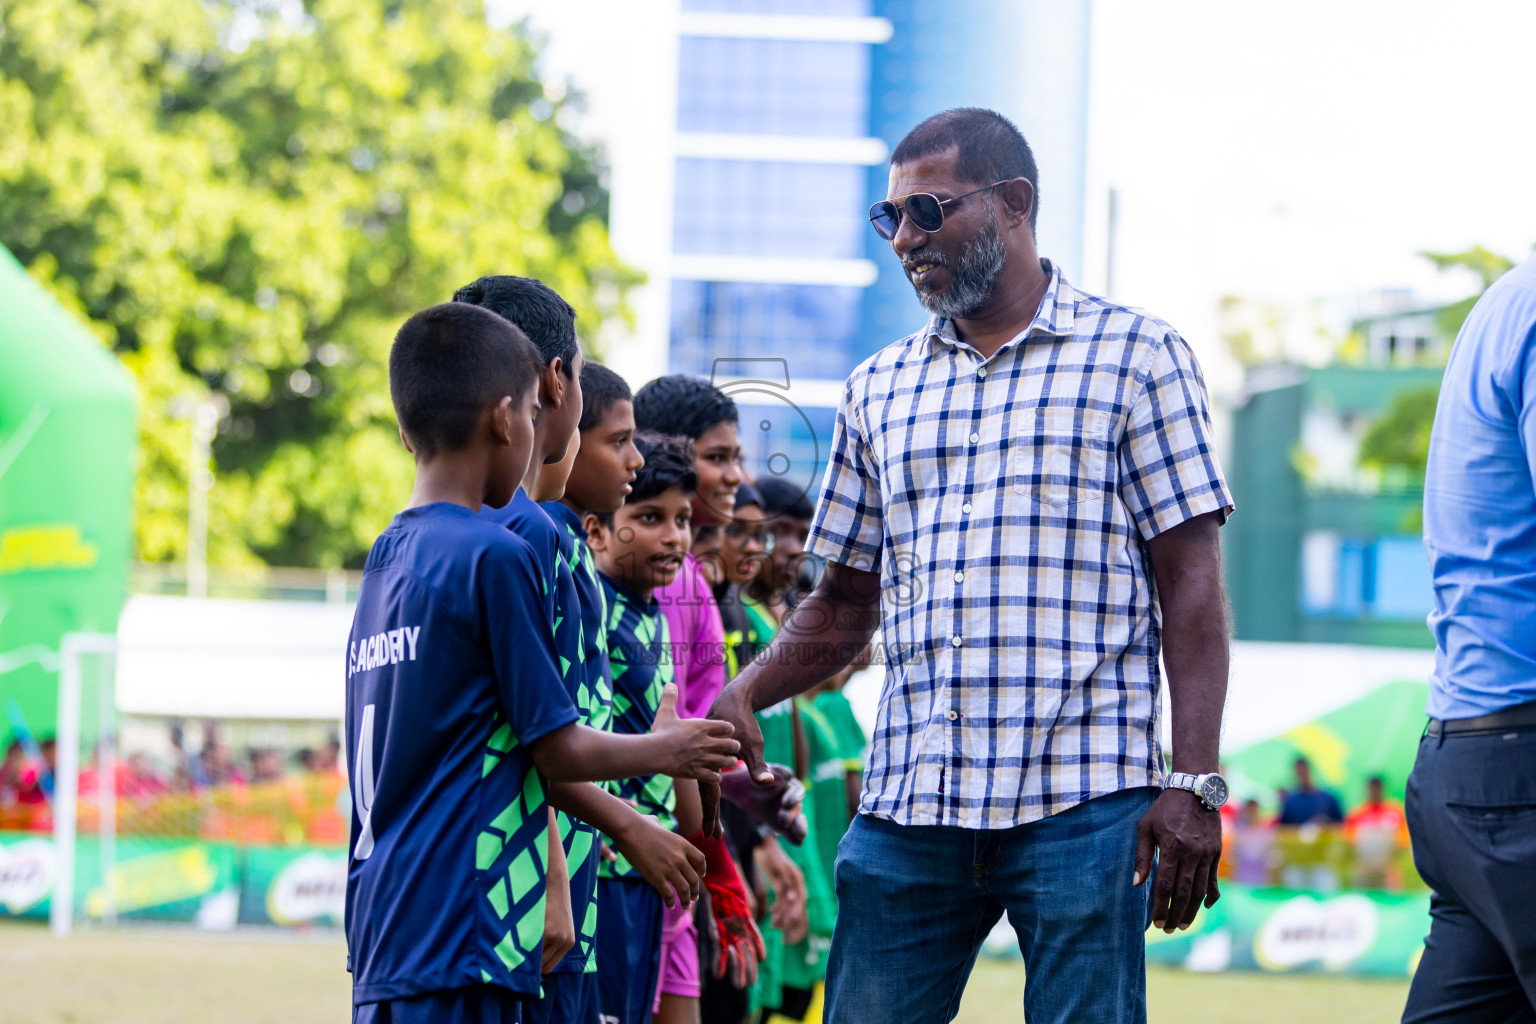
[707,107,1233,1023]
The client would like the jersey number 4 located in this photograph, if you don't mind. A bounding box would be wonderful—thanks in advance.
[353,703,377,860]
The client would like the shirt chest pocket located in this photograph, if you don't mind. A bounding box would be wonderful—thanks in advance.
[1010,407,1114,507]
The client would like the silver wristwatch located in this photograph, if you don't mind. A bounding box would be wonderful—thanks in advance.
[1165,772,1228,811]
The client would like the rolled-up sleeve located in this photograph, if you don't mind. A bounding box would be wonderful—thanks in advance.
[807,379,884,569]
[1118,330,1234,540]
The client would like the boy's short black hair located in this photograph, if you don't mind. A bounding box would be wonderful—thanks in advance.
[389,302,542,459]
[595,433,697,527]
[578,362,633,432]
[756,477,814,522]
[890,107,1040,232]
[452,275,579,379]
[632,374,737,441]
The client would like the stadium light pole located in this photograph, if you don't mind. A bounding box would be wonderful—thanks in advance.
[170,397,221,599]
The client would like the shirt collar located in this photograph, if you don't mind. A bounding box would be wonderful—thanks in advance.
[922,259,1077,356]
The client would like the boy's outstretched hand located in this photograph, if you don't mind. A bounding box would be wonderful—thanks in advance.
[651,683,740,784]
[611,813,707,910]
[720,763,807,845]
[701,679,770,837]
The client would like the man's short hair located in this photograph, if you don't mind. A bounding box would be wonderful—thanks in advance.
[595,433,698,527]
[756,477,814,522]
[389,302,542,459]
[579,362,633,433]
[890,107,1040,232]
[633,374,738,441]
[452,275,579,379]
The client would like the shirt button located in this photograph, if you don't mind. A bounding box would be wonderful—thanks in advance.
[950,635,962,648]
[962,502,972,514]
[954,571,964,582]
[977,366,987,378]
[946,711,959,721]
[969,431,980,444]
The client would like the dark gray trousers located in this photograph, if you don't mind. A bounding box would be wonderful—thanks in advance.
[1402,724,1536,1023]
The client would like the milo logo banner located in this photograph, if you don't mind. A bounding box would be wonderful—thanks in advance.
[0,832,239,926]
[239,846,346,927]
[1145,885,1430,977]
[0,836,58,917]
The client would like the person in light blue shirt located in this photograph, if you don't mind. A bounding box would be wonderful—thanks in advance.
[1424,254,1536,718]
[1406,253,1536,1022]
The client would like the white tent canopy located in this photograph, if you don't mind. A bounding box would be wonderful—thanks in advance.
[116,595,354,721]
[115,595,1436,749]
[842,640,1434,755]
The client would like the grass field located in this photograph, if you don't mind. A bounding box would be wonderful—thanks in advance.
[0,921,1410,1023]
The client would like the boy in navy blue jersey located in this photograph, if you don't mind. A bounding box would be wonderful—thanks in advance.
[544,361,644,739]
[457,278,702,1023]
[345,303,738,1024]
[584,435,702,1024]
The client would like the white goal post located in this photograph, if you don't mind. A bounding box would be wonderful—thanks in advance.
[50,631,119,937]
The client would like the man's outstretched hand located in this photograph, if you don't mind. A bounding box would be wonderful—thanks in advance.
[651,683,740,784]
[1133,788,1222,933]
[701,678,770,837]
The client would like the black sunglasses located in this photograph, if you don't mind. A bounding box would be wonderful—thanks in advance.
[868,180,1009,240]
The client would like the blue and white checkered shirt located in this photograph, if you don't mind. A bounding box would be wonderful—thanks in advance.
[808,262,1233,829]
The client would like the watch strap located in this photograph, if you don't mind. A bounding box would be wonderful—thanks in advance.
[1166,771,1216,809]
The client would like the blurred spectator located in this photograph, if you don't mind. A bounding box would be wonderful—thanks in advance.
[1229,799,1274,885]
[692,524,724,588]
[77,742,133,798]
[124,752,169,799]
[0,739,25,807]
[193,733,247,789]
[16,737,56,807]
[1344,776,1406,836]
[753,477,816,616]
[250,747,286,784]
[316,736,341,774]
[1345,775,1407,889]
[1277,757,1343,826]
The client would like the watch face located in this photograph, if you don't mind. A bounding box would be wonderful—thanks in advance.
[1202,775,1229,809]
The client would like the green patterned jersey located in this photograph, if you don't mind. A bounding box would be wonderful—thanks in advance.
[597,571,677,879]
[489,492,605,974]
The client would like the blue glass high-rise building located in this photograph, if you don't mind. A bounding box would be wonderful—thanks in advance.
[607,0,1092,489]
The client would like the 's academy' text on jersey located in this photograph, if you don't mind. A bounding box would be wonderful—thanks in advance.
[344,502,578,1006]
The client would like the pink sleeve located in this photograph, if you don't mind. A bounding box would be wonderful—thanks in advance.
[680,559,727,720]
[654,554,726,719]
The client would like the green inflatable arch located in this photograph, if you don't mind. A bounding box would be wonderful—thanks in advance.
[0,244,138,751]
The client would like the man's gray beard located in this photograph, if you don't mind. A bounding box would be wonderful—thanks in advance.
[912,211,1008,320]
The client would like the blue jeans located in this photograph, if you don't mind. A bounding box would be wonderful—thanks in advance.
[824,787,1158,1024]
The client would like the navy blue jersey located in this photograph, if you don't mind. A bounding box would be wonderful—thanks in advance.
[485,490,601,974]
[541,501,614,733]
[344,503,579,1004]
[596,571,676,879]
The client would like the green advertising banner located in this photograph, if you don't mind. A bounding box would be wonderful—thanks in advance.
[238,845,346,928]
[0,832,239,925]
[1225,680,1429,806]
[0,244,138,749]
[1144,885,1429,978]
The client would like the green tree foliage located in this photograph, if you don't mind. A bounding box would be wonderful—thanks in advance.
[1421,245,1518,341]
[0,0,637,568]
[1356,246,1525,484]
[1358,386,1439,478]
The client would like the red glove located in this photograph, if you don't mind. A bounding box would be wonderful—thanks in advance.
[688,830,766,986]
